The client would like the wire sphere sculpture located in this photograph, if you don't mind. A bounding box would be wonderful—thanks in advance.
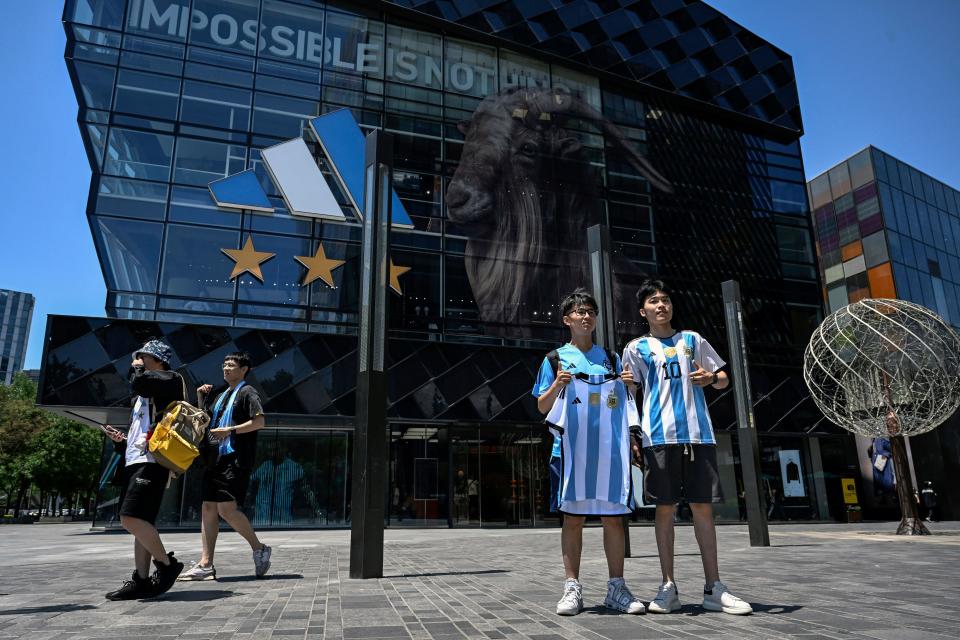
[803,298,960,438]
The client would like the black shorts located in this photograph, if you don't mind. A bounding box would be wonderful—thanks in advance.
[643,444,724,505]
[202,457,252,506]
[118,462,170,524]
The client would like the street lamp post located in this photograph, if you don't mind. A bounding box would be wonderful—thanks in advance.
[721,280,770,547]
[350,130,394,578]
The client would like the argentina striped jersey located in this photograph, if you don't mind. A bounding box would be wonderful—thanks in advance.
[545,376,639,511]
[622,331,725,447]
[532,343,619,458]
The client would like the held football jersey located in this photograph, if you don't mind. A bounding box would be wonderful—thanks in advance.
[545,375,639,513]
[532,343,620,459]
[622,331,725,447]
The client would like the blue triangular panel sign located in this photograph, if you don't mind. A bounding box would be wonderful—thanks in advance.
[309,111,414,228]
[209,169,274,213]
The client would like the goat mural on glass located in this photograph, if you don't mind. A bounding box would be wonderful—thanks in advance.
[446,88,673,334]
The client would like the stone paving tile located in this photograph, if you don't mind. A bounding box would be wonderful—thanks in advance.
[1,522,959,639]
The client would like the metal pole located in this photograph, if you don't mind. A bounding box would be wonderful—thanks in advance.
[587,224,631,557]
[721,280,769,547]
[587,225,616,348]
[890,435,929,535]
[350,130,394,578]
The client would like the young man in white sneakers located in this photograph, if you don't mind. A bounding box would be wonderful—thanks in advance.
[534,288,645,616]
[622,280,753,616]
[179,352,271,581]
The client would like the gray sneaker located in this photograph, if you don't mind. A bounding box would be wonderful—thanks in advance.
[648,581,681,613]
[556,579,583,616]
[604,578,645,614]
[253,545,272,578]
[177,562,216,581]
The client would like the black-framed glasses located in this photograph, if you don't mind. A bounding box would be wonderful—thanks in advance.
[568,307,598,317]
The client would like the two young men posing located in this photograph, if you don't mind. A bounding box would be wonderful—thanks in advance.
[534,281,752,617]
[105,345,270,600]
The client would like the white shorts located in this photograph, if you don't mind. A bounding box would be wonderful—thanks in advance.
[560,499,631,516]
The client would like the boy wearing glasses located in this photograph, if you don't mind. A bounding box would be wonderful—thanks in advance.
[533,288,645,616]
[622,279,752,615]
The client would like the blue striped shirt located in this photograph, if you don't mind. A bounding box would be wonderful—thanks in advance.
[622,331,724,447]
[533,344,620,457]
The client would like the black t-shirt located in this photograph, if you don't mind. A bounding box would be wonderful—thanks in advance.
[205,384,265,469]
[113,368,186,456]
[129,367,185,418]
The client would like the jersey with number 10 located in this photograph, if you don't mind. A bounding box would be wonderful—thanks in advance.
[622,331,725,447]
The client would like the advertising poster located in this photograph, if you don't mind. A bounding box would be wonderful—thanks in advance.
[778,449,806,498]
[841,477,859,505]
[446,86,673,335]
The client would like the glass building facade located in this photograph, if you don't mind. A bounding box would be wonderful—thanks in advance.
[0,290,35,385]
[43,0,855,528]
[808,148,960,520]
[808,146,960,327]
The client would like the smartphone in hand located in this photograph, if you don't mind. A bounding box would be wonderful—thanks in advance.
[100,424,124,441]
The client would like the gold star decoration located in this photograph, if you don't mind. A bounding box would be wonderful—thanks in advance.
[221,237,275,282]
[294,244,345,288]
[389,259,411,295]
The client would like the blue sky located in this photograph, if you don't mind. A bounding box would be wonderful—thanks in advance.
[2,1,959,369]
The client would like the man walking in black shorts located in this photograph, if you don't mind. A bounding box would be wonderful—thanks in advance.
[179,352,271,581]
[623,281,752,615]
[103,340,185,600]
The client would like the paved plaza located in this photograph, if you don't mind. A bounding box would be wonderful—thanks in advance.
[0,521,958,640]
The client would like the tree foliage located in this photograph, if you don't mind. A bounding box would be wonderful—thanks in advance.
[0,375,49,492]
[0,373,102,509]
[27,418,102,496]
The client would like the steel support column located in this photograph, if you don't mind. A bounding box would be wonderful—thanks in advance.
[721,280,769,547]
[350,130,394,578]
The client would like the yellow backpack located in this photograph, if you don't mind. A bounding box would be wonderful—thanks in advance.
[148,377,210,476]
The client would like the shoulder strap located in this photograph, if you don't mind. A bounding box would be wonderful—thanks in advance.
[547,349,560,375]
[603,348,618,372]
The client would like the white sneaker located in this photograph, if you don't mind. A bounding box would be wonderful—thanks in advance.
[702,581,752,615]
[177,562,216,581]
[253,545,272,578]
[648,581,681,613]
[604,578,645,614]
[556,579,583,616]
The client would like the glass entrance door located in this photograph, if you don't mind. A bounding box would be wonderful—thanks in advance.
[389,425,448,526]
[450,426,480,526]
[477,426,538,526]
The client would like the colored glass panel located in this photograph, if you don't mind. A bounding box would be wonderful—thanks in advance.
[828,162,852,199]
[809,174,831,210]
[859,214,884,236]
[848,149,873,189]
[867,263,896,298]
[840,240,862,262]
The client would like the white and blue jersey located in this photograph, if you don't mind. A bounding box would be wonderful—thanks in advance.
[622,331,725,448]
[545,375,639,515]
[532,344,620,458]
